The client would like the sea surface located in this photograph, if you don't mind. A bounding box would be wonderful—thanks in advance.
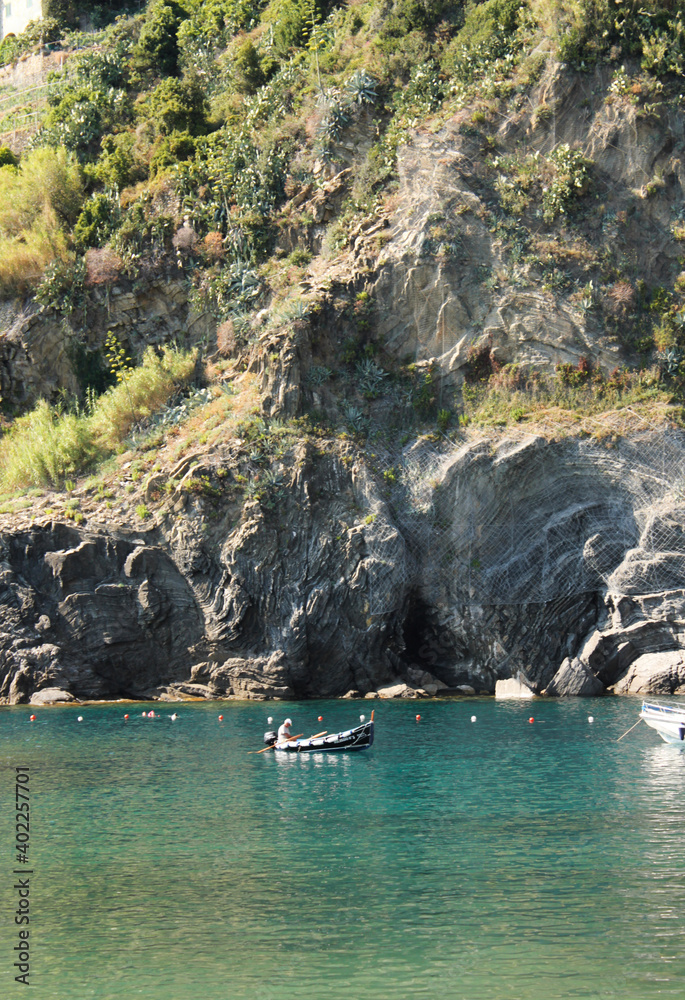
[1,696,684,999]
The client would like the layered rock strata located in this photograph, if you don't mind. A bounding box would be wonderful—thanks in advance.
[1,430,683,703]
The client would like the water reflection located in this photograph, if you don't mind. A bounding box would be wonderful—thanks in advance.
[642,742,685,792]
[273,750,355,767]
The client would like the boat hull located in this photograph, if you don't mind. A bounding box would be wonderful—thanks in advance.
[640,702,685,745]
[275,720,374,753]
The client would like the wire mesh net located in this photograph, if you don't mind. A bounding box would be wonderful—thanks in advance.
[364,422,685,616]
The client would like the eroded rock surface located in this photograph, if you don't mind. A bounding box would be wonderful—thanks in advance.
[1,428,683,703]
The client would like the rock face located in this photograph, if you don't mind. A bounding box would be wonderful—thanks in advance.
[543,658,604,697]
[367,60,684,381]
[2,62,685,703]
[29,687,75,705]
[495,677,536,699]
[0,275,214,409]
[372,133,622,375]
[0,523,205,703]
[1,428,683,704]
[612,651,685,695]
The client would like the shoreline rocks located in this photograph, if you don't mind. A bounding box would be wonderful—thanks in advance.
[1,428,684,705]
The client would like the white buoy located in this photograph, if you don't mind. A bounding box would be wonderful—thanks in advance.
[360,714,366,722]
[77,716,83,722]
[471,715,477,722]
[267,716,273,725]
[588,716,594,723]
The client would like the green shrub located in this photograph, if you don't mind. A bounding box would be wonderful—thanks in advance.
[542,144,591,222]
[234,39,266,93]
[0,147,18,167]
[73,193,120,250]
[176,128,289,233]
[178,0,262,69]
[549,0,685,71]
[436,408,452,433]
[0,400,99,491]
[149,130,197,175]
[556,356,593,387]
[442,0,527,80]
[641,14,685,76]
[112,201,175,262]
[42,0,78,28]
[0,147,83,292]
[91,345,197,451]
[93,133,141,190]
[379,0,448,42]
[140,76,209,137]
[134,0,189,77]
[35,256,86,315]
[41,51,131,159]
[411,362,439,417]
[0,146,83,229]
[0,347,197,491]
[264,0,323,56]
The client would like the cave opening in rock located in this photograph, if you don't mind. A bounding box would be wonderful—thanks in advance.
[402,592,436,668]
[400,591,462,681]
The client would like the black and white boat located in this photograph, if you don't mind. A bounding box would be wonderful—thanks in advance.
[273,712,375,753]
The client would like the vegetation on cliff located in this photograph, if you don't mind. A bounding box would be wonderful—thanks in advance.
[1,0,685,500]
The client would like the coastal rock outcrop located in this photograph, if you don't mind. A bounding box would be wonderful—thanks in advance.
[1,58,685,703]
[1,426,683,703]
[0,523,205,702]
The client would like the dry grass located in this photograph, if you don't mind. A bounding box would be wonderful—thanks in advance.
[168,372,260,452]
[90,346,196,451]
[531,233,599,267]
[0,147,83,292]
[461,371,678,436]
[0,346,197,491]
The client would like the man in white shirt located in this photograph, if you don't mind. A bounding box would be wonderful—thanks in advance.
[277,718,294,743]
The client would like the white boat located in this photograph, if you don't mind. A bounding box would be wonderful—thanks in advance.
[640,701,685,744]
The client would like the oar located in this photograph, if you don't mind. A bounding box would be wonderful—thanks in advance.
[249,734,304,754]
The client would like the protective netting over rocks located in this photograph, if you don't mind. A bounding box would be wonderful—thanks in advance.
[364,421,685,615]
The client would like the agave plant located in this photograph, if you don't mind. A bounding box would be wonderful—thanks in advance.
[342,402,368,433]
[315,94,350,152]
[346,70,378,105]
[285,298,310,322]
[355,359,388,398]
[262,469,285,489]
[306,365,332,386]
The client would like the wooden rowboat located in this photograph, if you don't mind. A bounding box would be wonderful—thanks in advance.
[275,712,374,753]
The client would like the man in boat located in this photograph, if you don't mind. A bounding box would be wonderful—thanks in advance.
[277,718,295,744]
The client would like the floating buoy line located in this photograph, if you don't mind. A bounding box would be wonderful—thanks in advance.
[22,708,603,733]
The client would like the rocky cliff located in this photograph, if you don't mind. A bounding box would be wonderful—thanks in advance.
[1,419,684,704]
[1,52,685,704]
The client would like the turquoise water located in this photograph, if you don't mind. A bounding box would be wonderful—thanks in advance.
[1,697,685,999]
